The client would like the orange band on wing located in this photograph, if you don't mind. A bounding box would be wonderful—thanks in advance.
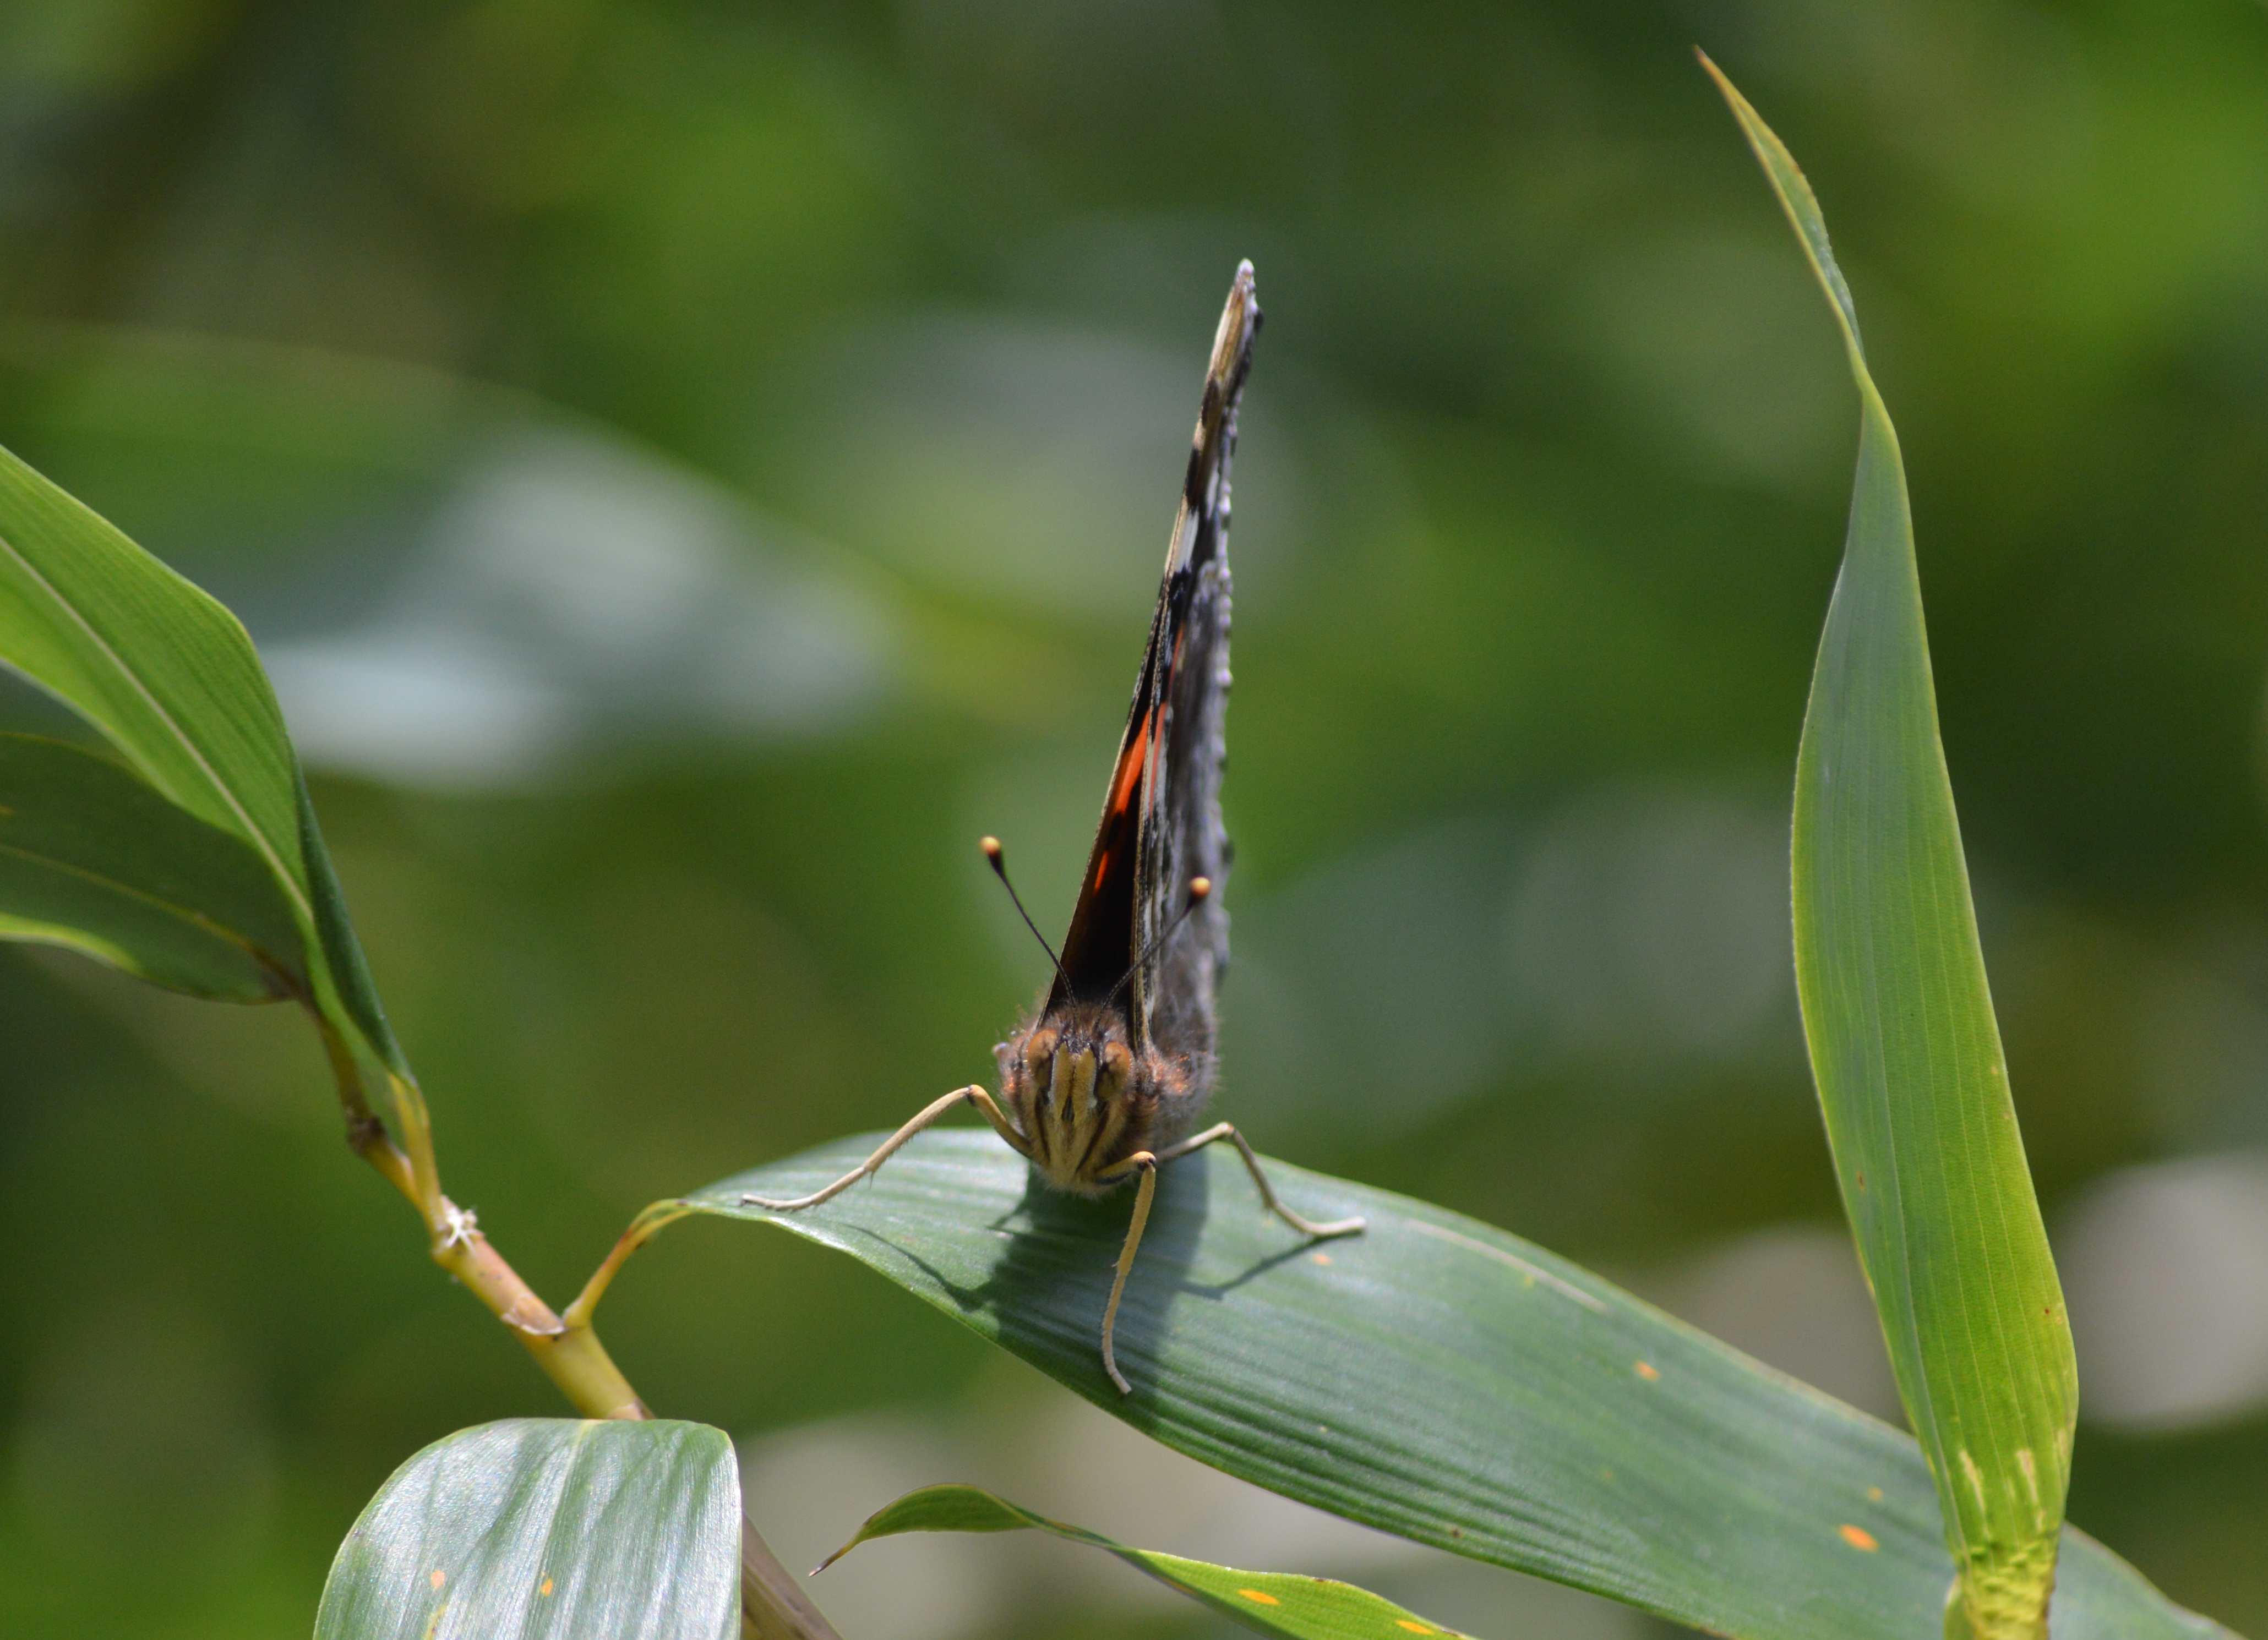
[1093,702,1160,890]
[1108,705,1155,816]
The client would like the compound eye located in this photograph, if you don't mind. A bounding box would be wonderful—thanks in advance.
[1100,1040,1133,1086]
[1023,1029,1058,1079]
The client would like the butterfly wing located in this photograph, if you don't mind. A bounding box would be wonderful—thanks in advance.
[1054,264,1257,1071]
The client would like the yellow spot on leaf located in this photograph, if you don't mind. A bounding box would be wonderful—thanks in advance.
[1958,1448,1987,1511]
[429,1569,447,1590]
[1866,1486,1883,1502]
[1840,1524,1879,1552]
[539,1577,554,1598]
[1396,1622,1434,1634]
[1634,1360,1660,1381]
[1311,1252,1333,1266]
[1239,1588,1281,1606]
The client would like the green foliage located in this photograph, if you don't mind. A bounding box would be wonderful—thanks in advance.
[0,440,406,1079]
[0,10,2260,1638]
[1708,61,2081,1639]
[314,1420,740,1640]
[702,1131,2214,1640]
[824,1483,1466,1639]
[0,731,305,1000]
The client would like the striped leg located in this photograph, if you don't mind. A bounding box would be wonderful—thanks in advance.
[1093,1126,1364,1395]
[741,1086,1029,1211]
[1155,1122,1366,1239]
[1094,1151,1159,1396]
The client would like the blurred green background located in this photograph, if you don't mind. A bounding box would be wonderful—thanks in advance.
[2,2,2265,1636]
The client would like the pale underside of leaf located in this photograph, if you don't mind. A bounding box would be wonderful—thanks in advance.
[314,1418,740,1640]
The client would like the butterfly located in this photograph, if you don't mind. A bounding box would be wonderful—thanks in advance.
[744,263,1364,1395]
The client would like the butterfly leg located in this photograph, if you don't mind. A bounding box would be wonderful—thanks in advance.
[1089,1125,1361,1396]
[1154,1122,1367,1239]
[1093,1150,1159,1396]
[741,1086,1031,1211]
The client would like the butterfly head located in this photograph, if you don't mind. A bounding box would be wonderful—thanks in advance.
[997,1002,1177,1194]
[979,784,1217,1194]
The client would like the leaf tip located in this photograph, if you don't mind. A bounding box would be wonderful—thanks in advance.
[1693,45,1747,117]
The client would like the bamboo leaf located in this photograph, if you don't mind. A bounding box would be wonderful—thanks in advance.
[824,1482,1468,1639]
[684,1134,2226,1640]
[0,440,407,1077]
[0,731,306,1000]
[315,1419,739,1640]
[1705,55,2080,1640]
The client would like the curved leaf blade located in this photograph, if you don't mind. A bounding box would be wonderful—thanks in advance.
[0,732,306,999]
[826,1482,1468,1639]
[315,1418,740,1640]
[1705,57,2080,1640]
[0,445,296,861]
[684,1133,2226,1640]
[0,440,405,1072]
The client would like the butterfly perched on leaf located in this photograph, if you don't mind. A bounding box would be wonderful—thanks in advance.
[745,263,1362,1393]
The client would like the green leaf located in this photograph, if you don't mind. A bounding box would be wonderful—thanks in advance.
[0,731,306,1000]
[824,1482,1468,1639]
[1704,57,2081,1640]
[683,1133,2227,1640]
[0,439,406,1075]
[315,1419,740,1640]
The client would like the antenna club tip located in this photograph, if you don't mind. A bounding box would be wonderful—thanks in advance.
[980,835,1003,863]
[1188,876,1212,902]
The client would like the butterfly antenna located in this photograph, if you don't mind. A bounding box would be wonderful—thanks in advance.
[1102,876,1211,1013]
[983,838,1072,995]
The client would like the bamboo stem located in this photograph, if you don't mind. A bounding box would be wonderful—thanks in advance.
[314,1008,838,1638]
[564,1199,693,1330]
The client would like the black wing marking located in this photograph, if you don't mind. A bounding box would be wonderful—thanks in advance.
[1054,263,1257,1073]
